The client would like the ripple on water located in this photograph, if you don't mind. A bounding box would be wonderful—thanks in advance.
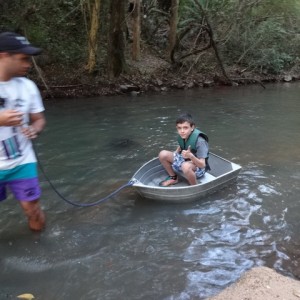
[172,162,292,299]
[291,171,300,180]
[258,184,282,195]
[184,263,253,299]
[183,207,222,216]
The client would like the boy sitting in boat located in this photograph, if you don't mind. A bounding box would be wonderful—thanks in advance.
[158,113,209,186]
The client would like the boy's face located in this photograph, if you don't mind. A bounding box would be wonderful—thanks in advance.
[0,52,32,78]
[176,121,195,140]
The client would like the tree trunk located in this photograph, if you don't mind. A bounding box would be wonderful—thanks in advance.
[132,0,141,61]
[194,0,232,84]
[168,0,179,61]
[86,0,101,73]
[108,0,126,78]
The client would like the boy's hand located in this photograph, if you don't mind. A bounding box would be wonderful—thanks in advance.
[176,146,181,153]
[21,126,38,139]
[0,109,23,127]
[182,145,193,159]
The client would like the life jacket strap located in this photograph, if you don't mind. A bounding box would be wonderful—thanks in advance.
[205,157,211,171]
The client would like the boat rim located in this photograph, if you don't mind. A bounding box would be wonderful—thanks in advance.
[131,153,242,190]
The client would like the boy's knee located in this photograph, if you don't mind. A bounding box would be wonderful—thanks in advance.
[159,150,169,160]
[181,163,194,175]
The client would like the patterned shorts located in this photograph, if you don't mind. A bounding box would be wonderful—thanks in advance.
[172,152,206,179]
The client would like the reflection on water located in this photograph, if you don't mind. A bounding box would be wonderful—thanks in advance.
[1,83,300,299]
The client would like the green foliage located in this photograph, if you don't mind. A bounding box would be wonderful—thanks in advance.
[224,0,300,73]
[177,0,300,74]
[1,0,86,63]
[257,49,292,74]
[2,0,300,75]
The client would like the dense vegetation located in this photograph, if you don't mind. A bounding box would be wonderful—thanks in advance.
[1,0,300,96]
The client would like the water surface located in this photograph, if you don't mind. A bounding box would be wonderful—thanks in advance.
[1,83,300,299]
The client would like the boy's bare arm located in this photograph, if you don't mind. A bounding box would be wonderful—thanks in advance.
[21,112,46,139]
[182,146,206,168]
[0,109,23,126]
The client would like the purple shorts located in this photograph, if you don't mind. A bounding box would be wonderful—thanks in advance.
[0,178,41,202]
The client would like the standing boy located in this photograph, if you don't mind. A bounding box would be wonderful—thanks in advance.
[0,32,46,231]
[159,113,209,186]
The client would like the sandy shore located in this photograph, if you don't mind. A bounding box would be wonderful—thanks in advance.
[208,267,300,300]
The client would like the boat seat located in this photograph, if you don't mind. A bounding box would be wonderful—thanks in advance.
[198,172,216,184]
[176,170,216,184]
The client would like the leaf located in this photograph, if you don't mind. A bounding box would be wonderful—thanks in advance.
[17,294,35,300]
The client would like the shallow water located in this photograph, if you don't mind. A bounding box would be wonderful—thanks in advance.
[1,83,300,299]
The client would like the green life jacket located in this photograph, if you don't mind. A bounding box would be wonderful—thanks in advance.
[177,128,208,153]
[177,128,210,171]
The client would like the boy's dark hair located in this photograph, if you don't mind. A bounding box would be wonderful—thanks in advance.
[176,113,195,126]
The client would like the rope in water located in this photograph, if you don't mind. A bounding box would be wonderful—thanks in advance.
[34,144,134,207]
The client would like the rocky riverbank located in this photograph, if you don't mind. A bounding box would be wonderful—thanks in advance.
[208,267,300,300]
[32,50,300,100]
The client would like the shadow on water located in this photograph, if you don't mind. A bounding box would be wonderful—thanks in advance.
[1,83,300,299]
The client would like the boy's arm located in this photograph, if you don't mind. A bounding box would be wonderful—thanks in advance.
[29,112,46,134]
[182,147,206,168]
[21,112,46,139]
[189,154,206,169]
[0,109,23,126]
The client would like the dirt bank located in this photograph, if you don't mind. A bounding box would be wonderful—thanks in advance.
[32,50,300,99]
[208,267,300,300]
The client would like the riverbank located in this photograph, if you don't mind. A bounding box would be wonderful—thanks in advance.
[208,267,300,300]
[32,50,300,99]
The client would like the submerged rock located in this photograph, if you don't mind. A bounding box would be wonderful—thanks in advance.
[109,138,139,148]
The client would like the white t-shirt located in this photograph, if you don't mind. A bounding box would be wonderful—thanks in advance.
[0,77,44,170]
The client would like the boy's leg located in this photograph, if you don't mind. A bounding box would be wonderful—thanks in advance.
[19,199,45,231]
[158,150,178,186]
[158,150,176,177]
[8,174,45,231]
[181,162,197,185]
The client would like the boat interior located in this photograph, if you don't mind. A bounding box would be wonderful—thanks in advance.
[133,153,237,188]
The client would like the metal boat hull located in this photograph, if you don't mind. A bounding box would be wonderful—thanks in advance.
[131,153,241,203]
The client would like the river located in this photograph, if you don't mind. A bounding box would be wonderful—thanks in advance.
[0,83,300,299]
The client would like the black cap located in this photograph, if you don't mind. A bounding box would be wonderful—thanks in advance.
[0,32,42,55]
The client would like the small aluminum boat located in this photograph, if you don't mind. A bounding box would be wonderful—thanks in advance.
[131,153,241,203]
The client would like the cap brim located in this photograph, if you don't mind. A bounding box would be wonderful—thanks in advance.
[10,46,42,56]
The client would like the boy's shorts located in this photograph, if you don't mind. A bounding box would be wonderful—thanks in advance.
[0,163,41,202]
[172,152,206,179]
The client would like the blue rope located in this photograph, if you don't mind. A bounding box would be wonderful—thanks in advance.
[34,144,134,207]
